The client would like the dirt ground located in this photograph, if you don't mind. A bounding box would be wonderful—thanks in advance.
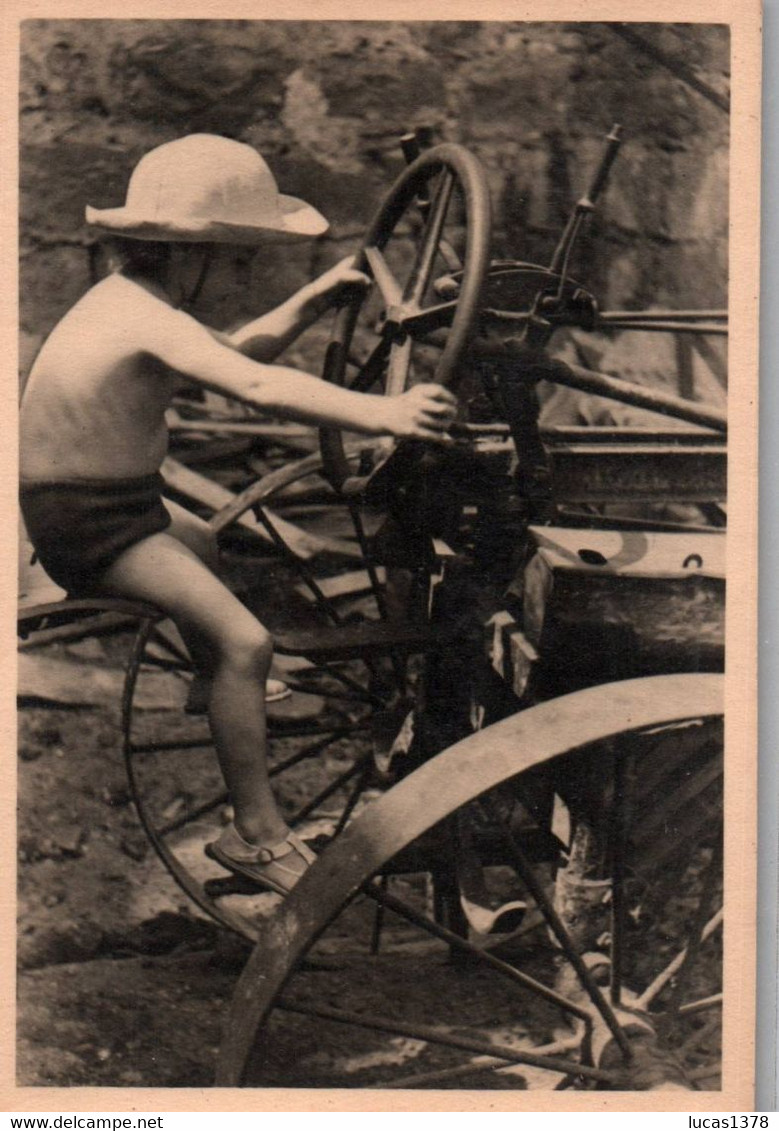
[17,687,250,1088]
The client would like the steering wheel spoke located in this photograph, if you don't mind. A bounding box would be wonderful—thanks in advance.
[386,336,413,398]
[406,169,456,305]
[398,299,459,338]
[364,245,404,308]
[345,334,392,394]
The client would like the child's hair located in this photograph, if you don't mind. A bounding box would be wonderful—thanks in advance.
[102,236,173,283]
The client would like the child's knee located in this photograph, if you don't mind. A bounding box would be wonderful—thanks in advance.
[223,621,273,676]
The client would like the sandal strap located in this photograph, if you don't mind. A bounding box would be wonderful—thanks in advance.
[218,823,318,866]
[285,831,317,864]
[256,832,314,864]
[249,831,317,865]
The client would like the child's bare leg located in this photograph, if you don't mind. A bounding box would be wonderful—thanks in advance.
[97,530,290,847]
[163,498,220,572]
[161,501,287,708]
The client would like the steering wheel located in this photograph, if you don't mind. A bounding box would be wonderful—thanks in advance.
[319,143,492,493]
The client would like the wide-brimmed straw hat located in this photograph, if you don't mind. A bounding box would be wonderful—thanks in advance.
[85,134,329,243]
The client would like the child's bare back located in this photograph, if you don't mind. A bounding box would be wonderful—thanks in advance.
[21,275,179,482]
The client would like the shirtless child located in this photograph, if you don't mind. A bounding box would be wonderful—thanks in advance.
[19,134,457,895]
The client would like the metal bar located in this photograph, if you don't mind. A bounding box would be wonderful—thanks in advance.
[678,993,723,1017]
[370,874,389,955]
[380,1058,508,1089]
[607,24,730,114]
[128,719,366,755]
[597,321,727,336]
[128,736,212,756]
[637,910,723,1009]
[666,838,723,1016]
[632,721,711,800]
[310,663,387,709]
[364,883,593,1023]
[289,759,366,826]
[541,426,725,444]
[548,445,726,503]
[426,332,728,431]
[558,511,723,534]
[480,310,727,333]
[347,335,392,394]
[633,755,723,842]
[676,334,695,400]
[601,310,728,323]
[276,999,612,1083]
[397,300,460,337]
[690,333,728,389]
[542,355,727,432]
[253,505,343,626]
[280,680,375,705]
[637,805,721,875]
[17,611,137,650]
[479,795,634,1062]
[332,765,371,838]
[610,745,628,1006]
[139,654,192,674]
[269,719,370,739]
[346,500,389,620]
[159,790,229,837]
[268,726,364,779]
[377,1036,580,1089]
[344,503,408,693]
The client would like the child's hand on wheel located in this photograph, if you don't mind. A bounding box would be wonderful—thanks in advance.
[306,255,371,315]
[384,383,458,443]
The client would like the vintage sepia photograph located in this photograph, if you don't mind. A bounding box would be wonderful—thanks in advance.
[11,12,759,1106]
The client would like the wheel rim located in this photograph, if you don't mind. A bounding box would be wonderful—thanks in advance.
[216,674,723,1088]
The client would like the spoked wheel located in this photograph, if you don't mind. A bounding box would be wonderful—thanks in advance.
[319,142,492,494]
[121,454,420,940]
[217,674,723,1089]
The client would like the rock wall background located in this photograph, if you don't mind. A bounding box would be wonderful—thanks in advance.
[19,20,729,389]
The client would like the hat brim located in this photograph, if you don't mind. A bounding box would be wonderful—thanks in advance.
[85,193,329,243]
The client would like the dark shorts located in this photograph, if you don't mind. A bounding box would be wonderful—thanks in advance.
[20,473,172,596]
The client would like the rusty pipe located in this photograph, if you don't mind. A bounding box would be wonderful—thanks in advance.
[424,330,727,432]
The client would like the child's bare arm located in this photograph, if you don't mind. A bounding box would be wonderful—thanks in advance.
[144,297,456,442]
[226,257,370,362]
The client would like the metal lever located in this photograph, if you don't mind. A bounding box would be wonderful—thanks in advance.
[549,123,623,278]
[584,122,623,208]
[400,126,435,166]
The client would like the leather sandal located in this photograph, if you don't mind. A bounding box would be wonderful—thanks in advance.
[205,823,316,896]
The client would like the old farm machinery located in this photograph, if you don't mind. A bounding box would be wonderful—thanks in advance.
[19,127,726,1090]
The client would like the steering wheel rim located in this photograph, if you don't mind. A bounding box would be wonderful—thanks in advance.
[320,143,492,491]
